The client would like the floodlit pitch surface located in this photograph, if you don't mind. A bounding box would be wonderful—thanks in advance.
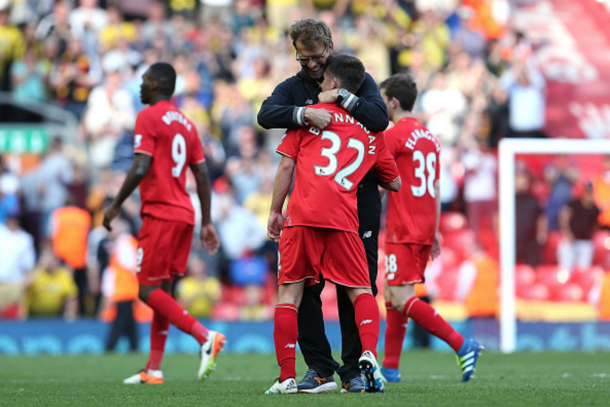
[1,351,609,406]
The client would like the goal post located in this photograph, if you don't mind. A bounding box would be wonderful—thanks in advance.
[498,138,610,353]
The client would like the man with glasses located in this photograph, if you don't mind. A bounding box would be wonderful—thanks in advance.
[258,18,389,394]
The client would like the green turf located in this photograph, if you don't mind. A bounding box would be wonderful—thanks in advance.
[1,351,609,407]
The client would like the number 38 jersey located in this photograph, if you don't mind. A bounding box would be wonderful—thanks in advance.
[134,100,205,225]
[276,103,399,234]
[385,117,440,245]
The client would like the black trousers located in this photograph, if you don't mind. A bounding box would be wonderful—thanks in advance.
[297,200,381,382]
[106,301,139,352]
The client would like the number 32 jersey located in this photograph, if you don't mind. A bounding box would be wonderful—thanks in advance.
[276,103,399,234]
[134,100,205,225]
[385,117,440,245]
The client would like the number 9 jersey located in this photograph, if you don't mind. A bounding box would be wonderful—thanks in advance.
[384,117,440,245]
[134,100,205,225]
[276,103,399,235]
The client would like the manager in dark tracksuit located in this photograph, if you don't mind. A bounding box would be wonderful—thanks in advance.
[257,18,389,393]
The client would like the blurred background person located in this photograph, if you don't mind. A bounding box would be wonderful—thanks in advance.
[100,216,142,352]
[176,255,221,318]
[557,182,600,273]
[0,216,35,318]
[27,247,78,320]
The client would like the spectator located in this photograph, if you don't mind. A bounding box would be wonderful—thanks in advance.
[36,137,74,239]
[420,72,467,145]
[0,216,35,318]
[557,182,600,272]
[515,168,547,267]
[101,217,140,352]
[461,136,497,236]
[592,156,610,230]
[82,63,135,172]
[544,157,579,231]
[10,47,50,103]
[68,0,109,41]
[0,3,25,92]
[27,247,78,319]
[176,256,221,318]
[48,36,101,120]
[500,59,546,138]
[0,158,20,224]
[50,196,92,315]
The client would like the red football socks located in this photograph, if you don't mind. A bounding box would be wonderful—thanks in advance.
[403,297,465,352]
[353,293,380,357]
[274,304,298,382]
[147,289,209,345]
[382,301,408,369]
[146,312,169,371]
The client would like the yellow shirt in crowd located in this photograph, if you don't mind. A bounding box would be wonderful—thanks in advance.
[177,276,221,318]
[27,267,78,316]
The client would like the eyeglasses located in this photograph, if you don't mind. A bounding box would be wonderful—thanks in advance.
[296,47,328,65]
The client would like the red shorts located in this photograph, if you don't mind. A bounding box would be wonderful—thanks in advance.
[385,243,432,286]
[137,216,194,285]
[278,226,370,288]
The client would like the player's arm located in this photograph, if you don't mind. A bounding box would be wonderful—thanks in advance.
[268,155,296,243]
[431,179,442,260]
[103,153,151,231]
[191,161,220,255]
[378,177,401,192]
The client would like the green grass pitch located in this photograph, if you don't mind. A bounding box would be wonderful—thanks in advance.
[1,351,609,406]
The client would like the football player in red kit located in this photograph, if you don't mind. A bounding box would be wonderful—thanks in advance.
[378,74,483,383]
[265,55,401,395]
[103,62,225,385]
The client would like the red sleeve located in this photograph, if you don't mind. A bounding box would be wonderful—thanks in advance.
[276,128,300,160]
[189,128,205,165]
[372,133,400,183]
[134,109,156,156]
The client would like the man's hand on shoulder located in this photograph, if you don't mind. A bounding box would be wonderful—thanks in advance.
[304,108,333,130]
[200,223,220,256]
[267,211,285,243]
[318,89,339,104]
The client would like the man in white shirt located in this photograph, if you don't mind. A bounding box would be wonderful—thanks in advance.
[0,216,36,316]
[500,59,546,138]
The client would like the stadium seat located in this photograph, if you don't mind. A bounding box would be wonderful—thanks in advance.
[515,264,536,298]
[211,302,240,321]
[442,229,477,263]
[542,231,563,265]
[593,230,610,267]
[549,283,584,302]
[570,266,604,298]
[0,304,21,320]
[535,264,569,291]
[439,212,468,234]
[435,267,459,301]
[518,283,550,301]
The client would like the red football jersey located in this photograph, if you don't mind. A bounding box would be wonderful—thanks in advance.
[134,100,205,225]
[385,118,440,244]
[276,103,399,234]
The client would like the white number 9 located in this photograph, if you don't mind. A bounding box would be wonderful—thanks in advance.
[172,133,186,177]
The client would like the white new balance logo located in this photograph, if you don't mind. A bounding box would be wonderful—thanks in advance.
[285,343,296,348]
[362,231,372,239]
[360,319,372,326]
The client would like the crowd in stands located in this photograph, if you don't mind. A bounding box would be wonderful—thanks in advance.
[1,0,610,325]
